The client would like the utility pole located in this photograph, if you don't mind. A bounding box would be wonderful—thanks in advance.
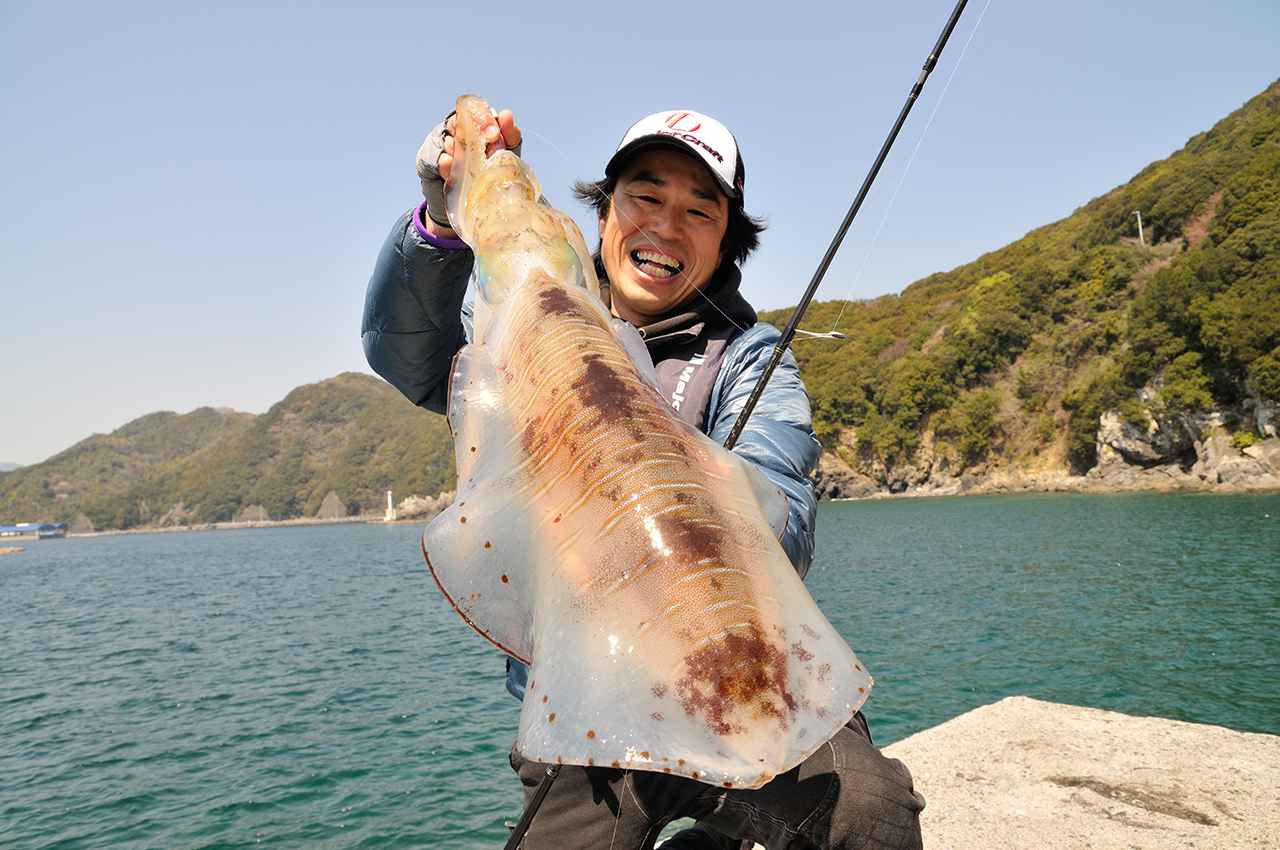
[1134,210,1146,246]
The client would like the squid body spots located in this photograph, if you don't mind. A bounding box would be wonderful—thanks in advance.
[586,729,596,739]
[572,353,641,418]
[537,286,580,316]
[500,574,509,584]
[548,712,556,723]
[484,541,492,549]
[676,622,796,736]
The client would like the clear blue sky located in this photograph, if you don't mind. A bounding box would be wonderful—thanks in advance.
[2,1,1276,465]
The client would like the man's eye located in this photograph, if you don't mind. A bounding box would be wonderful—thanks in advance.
[690,209,711,220]
[635,195,659,204]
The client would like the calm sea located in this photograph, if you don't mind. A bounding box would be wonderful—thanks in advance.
[3,493,1277,848]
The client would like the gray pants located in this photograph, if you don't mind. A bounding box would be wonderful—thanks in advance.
[509,715,925,849]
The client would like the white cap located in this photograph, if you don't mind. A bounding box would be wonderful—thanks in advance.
[606,110,745,202]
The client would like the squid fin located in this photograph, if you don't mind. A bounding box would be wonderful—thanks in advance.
[427,343,535,662]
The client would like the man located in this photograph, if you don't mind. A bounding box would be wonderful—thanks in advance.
[362,103,924,850]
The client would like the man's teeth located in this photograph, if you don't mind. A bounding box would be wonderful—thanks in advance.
[630,250,683,278]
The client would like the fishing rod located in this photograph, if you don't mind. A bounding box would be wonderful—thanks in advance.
[723,0,971,451]
[502,764,560,850]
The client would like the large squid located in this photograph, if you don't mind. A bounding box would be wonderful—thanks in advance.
[423,95,872,789]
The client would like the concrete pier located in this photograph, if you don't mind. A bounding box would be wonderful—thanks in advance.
[884,696,1279,849]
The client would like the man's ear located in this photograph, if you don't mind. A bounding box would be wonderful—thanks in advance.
[598,212,608,239]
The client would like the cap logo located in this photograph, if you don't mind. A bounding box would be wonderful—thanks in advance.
[664,112,703,133]
[655,129,724,163]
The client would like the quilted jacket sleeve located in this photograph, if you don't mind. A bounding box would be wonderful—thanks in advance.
[361,207,475,413]
[705,323,821,578]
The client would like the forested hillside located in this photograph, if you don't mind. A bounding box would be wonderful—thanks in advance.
[1,374,455,529]
[765,79,1280,491]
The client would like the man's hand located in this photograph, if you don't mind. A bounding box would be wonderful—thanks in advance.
[417,107,522,240]
[439,108,521,183]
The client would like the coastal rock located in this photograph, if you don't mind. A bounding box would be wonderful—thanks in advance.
[1188,417,1274,486]
[884,430,941,492]
[316,491,347,520]
[1243,437,1280,472]
[812,451,880,500]
[1214,456,1274,486]
[1096,409,1197,467]
[1084,455,1197,491]
[884,696,1280,849]
[236,504,270,523]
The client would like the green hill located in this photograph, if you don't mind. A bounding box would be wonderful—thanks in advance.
[765,79,1280,490]
[0,374,455,529]
[0,407,254,527]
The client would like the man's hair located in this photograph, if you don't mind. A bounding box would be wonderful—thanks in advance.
[571,175,766,267]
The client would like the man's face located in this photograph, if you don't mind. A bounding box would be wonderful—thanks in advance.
[599,148,730,326]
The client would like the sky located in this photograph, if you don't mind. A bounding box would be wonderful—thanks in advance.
[2,0,1277,465]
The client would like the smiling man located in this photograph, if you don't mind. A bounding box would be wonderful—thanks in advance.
[361,105,924,850]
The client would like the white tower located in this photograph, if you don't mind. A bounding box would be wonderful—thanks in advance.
[384,489,397,522]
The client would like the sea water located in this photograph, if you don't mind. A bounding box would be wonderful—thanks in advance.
[2,493,1277,848]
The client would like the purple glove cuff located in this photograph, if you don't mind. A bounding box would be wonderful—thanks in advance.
[413,202,467,251]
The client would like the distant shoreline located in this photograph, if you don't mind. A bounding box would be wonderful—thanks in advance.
[54,479,1280,538]
[828,475,1280,503]
[68,515,384,539]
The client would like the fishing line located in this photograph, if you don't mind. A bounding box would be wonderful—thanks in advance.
[606,768,629,850]
[524,125,752,335]
[825,0,994,335]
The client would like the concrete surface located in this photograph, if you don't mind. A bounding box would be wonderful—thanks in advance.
[884,695,1280,849]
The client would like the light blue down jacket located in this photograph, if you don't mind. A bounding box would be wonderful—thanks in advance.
[361,206,821,700]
